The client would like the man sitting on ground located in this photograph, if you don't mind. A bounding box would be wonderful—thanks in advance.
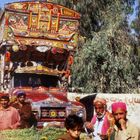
[85,97,114,140]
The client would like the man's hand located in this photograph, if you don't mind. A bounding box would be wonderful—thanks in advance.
[119,119,127,130]
[98,133,108,140]
[85,122,94,131]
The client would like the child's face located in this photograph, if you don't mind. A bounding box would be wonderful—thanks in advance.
[67,127,82,139]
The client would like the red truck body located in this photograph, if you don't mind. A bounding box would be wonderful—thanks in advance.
[0,1,86,127]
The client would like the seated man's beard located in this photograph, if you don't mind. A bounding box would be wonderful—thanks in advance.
[97,111,106,119]
[115,121,122,130]
[116,118,127,130]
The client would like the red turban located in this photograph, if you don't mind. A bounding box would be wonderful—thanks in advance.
[111,102,127,112]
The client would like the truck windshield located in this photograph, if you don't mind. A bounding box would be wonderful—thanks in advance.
[14,73,59,88]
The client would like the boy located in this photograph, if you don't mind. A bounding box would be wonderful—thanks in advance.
[57,114,84,140]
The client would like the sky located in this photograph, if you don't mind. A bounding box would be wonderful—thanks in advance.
[0,0,18,8]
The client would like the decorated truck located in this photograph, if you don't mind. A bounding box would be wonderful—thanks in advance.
[0,1,86,127]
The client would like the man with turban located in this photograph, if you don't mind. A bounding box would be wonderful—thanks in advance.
[110,101,139,140]
[11,91,37,128]
[85,97,114,140]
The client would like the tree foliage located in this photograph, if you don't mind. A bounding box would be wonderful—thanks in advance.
[53,0,139,93]
[131,1,140,36]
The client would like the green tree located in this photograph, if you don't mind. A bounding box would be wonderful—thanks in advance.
[73,0,139,93]
[131,0,140,92]
[54,0,139,93]
[131,1,140,36]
